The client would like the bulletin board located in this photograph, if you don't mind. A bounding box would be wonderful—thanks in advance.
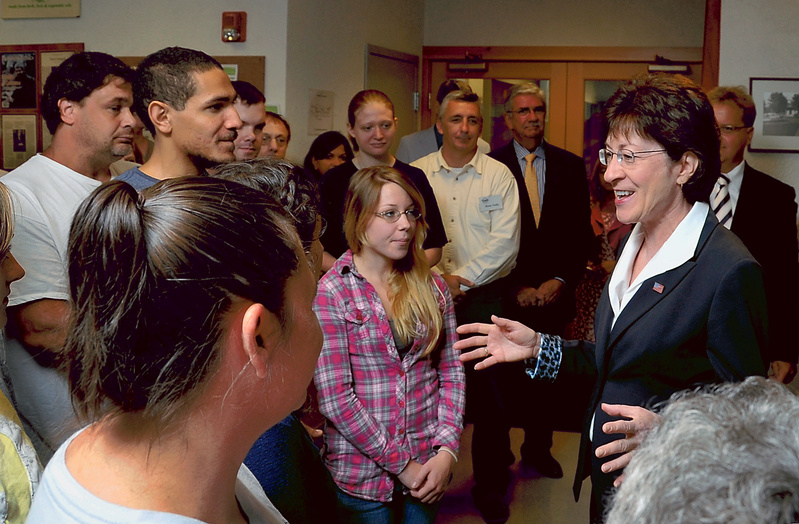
[0,43,83,170]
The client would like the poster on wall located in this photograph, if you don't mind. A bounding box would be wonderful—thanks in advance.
[1,52,37,109]
[2,0,80,19]
[308,89,334,135]
[40,51,75,91]
[2,114,37,170]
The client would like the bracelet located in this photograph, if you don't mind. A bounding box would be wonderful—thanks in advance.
[437,446,458,463]
[524,333,562,383]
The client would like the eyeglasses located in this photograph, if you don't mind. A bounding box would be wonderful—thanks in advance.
[374,209,422,223]
[318,216,327,238]
[719,124,750,135]
[599,148,667,166]
[507,106,546,117]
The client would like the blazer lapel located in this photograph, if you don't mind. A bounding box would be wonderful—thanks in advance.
[595,209,718,369]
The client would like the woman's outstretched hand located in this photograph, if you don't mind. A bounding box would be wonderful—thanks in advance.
[595,403,662,486]
[454,315,540,370]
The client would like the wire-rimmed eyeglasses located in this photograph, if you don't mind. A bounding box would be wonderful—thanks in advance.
[599,148,667,166]
[718,124,750,135]
[374,209,422,223]
[506,106,546,117]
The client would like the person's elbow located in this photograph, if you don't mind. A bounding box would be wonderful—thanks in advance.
[9,299,70,355]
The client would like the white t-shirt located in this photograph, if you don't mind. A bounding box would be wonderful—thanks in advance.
[1,153,101,305]
[0,154,101,461]
[27,429,287,524]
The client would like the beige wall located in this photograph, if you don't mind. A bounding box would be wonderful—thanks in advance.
[0,0,289,119]
[423,0,705,47]
[284,0,425,163]
[719,0,799,205]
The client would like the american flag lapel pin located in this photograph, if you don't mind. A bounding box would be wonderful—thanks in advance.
[653,282,665,294]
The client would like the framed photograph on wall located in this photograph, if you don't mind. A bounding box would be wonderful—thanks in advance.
[0,43,82,169]
[749,77,799,152]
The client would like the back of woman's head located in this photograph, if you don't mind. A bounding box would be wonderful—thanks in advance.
[347,90,394,151]
[303,131,353,173]
[603,74,720,204]
[212,158,321,253]
[65,177,300,425]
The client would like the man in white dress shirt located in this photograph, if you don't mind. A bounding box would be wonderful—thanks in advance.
[413,90,520,523]
[707,85,799,384]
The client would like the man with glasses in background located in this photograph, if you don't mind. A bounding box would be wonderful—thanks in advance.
[707,86,799,384]
[260,111,291,159]
[486,82,591,521]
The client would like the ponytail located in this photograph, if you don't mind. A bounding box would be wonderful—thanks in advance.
[66,181,150,417]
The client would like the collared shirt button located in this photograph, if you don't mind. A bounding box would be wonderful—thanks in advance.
[398,427,405,435]
[399,400,405,408]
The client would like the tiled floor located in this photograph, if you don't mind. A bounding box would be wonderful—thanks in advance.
[437,426,591,523]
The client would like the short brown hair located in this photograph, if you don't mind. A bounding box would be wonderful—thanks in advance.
[707,86,756,127]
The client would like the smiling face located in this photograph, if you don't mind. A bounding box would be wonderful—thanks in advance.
[312,144,349,176]
[73,76,136,165]
[603,131,692,230]
[233,100,266,160]
[437,100,482,159]
[713,101,753,174]
[169,68,242,170]
[348,102,396,162]
[504,93,546,150]
[361,182,417,263]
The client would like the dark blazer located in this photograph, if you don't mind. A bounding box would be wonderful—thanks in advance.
[561,208,768,506]
[489,141,592,325]
[730,163,798,364]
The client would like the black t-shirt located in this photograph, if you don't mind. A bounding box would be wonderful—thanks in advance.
[319,159,447,258]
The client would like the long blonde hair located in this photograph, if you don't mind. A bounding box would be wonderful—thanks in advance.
[344,166,443,357]
[0,184,14,259]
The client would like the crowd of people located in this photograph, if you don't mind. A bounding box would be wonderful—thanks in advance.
[0,44,797,524]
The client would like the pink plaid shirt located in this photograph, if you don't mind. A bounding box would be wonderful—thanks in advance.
[313,251,465,502]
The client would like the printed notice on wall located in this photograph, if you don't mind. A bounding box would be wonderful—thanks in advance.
[308,89,334,135]
[2,0,80,19]
[2,114,37,170]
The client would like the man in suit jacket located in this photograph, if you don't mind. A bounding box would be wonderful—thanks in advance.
[396,79,490,164]
[487,82,592,513]
[708,86,799,383]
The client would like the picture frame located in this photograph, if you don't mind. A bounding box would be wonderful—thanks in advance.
[749,77,799,153]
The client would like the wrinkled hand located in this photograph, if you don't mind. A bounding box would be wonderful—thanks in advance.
[409,451,455,503]
[441,274,474,303]
[595,403,661,486]
[455,315,540,370]
[398,459,424,491]
[769,360,797,384]
[536,279,563,306]
[516,287,539,307]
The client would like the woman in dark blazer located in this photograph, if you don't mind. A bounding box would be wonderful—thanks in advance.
[455,74,768,523]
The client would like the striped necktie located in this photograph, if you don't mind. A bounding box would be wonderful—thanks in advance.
[712,174,732,228]
[524,153,541,226]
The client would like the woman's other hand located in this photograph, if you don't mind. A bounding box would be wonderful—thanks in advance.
[596,403,662,486]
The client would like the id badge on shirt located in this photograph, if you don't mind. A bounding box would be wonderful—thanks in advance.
[479,195,503,212]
